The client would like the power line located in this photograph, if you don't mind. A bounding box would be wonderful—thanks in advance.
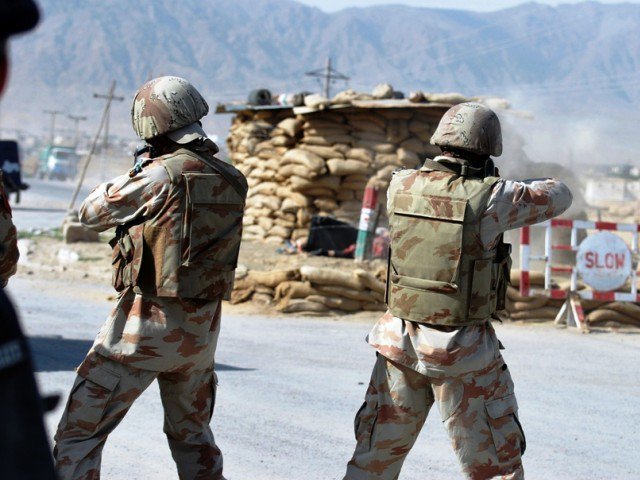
[305,57,349,98]
[43,109,64,145]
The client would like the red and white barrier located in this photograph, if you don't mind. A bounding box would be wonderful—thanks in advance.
[519,218,640,330]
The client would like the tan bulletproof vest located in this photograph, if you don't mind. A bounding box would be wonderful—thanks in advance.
[117,148,247,301]
[386,158,510,326]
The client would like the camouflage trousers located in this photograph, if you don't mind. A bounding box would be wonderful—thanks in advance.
[53,351,223,480]
[345,354,526,480]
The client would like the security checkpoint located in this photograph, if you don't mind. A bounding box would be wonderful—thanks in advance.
[519,218,639,331]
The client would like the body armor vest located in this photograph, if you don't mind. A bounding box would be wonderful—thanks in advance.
[113,148,247,300]
[385,158,510,326]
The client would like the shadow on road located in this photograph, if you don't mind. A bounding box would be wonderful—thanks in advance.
[27,336,256,372]
[28,336,91,372]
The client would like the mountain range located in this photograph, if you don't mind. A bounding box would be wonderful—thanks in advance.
[2,0,639,160]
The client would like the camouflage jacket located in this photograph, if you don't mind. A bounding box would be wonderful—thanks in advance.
[0,173,19,288]
[369,156,573,375]
[79,143,244,371]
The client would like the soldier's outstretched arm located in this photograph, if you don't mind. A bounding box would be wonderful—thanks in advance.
[481,178,572,247]
[79,163,170,232]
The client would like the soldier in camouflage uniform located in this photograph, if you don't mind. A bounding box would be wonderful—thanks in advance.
[344,103,572,480]
[53,76,247,480]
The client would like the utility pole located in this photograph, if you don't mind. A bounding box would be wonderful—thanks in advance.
[67,114,87,147]
[305,57,349,99]
[93,80,124,155]
[43,109,64,146]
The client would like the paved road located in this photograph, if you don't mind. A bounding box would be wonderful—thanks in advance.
[6,275,640,480]
[11,178,95,231]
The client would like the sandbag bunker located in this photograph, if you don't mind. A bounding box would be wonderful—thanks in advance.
[216,86,472,244]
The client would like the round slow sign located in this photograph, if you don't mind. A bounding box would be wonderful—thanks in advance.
[576,232,632,291]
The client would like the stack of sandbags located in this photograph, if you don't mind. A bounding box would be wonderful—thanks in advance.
[585,302,640,328]
[504,270,562,322]
[226,92,452,244]
[276,266,387,315]
[230,265,388,315]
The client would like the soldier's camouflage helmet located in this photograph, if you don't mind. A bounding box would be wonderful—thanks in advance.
[131,76,209,144]
[430,102,502,157]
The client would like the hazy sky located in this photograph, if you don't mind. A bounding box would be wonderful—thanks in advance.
[297,0,640,12]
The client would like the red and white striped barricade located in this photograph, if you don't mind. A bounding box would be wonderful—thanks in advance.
[519,218,639,332]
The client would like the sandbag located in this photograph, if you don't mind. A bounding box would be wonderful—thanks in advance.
[243,225,266,237]
[300,144,345,159]
[347,148,374,163]
[326,159,372,176]
[279,299,331,314]
[275,118,303,137]
[315,285,381,303]
[314,197,339,211]
[510,270,546,287]
[511,297,549,311]
[300,265,363,290]
[400,137,425,153]
[510,307,559,320]
[353,130,388,143]
[303,134,354,146]
[306,295,362,312]
[354,269,386,294]
[247,269,299,288]
[250,182,279,196]
[290,175,341,193]
[586,309,640,326]
[246,194,281,211]
[595,301,640,318]
[374,153,402,168]
[282,148,326,174]
[230,288,255,304]
[348,119,385,134]
[386,119,410,143]
[274,281,321,301]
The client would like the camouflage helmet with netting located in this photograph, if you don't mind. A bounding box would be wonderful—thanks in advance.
[131,76,209,143]
[430,102,502,157]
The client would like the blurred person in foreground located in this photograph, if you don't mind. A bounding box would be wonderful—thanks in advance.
[344,103,572,480]
[53,76,247,480]
[0,0,58,479]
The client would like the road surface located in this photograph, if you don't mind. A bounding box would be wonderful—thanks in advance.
[6,274,640,480]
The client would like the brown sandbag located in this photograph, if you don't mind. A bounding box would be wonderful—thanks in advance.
[400,138,425,153]
[337,189,356,201]
[282,148,326,174]
[250,182,279,196]
[374,153,402,168]
[271,135,295,147]
[247,269,299,288]
[353,131,388,143]
[510,306,560,320]
[347,148,373,163]
[279,299,331,314]
[314,198,339,211]
[596,301,640,319]
[511,297,549,311]
[230,287,255,304]
[354,268,386,294]
[246,194,281,211]
[290,175,341,193]
[510,270,546,287]
[275,118,303,137]
[303,134,353,146]
[300,265,363,290]
[300,144,345,159]
[348,119,386,134]
[586,309,640,326]
[386,119,410,143]
[306,295,362,312]
[326,159,372,176]
[315,285,381,303]
[305,126,351,137]
[274,281,321,301]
